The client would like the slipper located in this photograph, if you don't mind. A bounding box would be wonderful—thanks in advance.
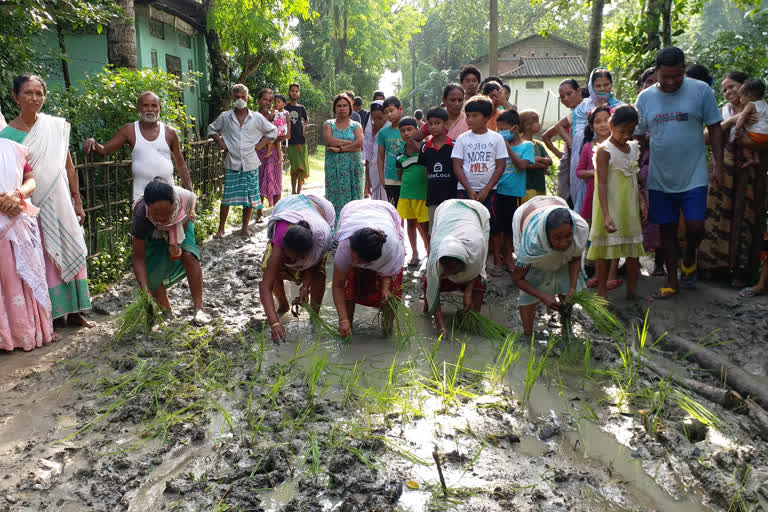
[607,279,623,291]
[408,257,421,267]
[651,268,666,277]
[739,286,764,298]
[651,287,678,300]
[586,277,599,288]
[680,261,697,288]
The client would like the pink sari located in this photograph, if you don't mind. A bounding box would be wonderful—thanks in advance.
[258,144,282,205]
[0,139,53,351]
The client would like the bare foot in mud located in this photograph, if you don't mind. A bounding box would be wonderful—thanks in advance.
[214,230,225,239]
[67,313,95,328]
[50,332,62,342]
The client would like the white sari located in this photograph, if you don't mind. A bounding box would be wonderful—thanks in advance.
[24,114,88,282]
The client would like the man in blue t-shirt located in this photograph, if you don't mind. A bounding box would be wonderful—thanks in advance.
[635,47,724,299]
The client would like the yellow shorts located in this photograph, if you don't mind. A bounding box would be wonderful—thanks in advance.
[521,189,546,204]
[397,198,429,223]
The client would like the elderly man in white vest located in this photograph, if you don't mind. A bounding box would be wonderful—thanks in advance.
[82,91,193,202]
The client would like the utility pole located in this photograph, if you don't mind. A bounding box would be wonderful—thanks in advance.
[489,0,498,76]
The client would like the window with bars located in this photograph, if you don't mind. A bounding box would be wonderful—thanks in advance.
[149,19,164,39]
[178,31,192,49]
[151,50,158,70]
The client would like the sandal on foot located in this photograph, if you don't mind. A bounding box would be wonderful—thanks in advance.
[651,267,666,277]
[651,287,678,300]
[586,277,599,288]
[739,286,764,298]
[680,261,697,288]
[408,257,421,267]
[606,279,623,291]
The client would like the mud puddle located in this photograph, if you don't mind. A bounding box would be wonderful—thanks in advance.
[1,224,767,512]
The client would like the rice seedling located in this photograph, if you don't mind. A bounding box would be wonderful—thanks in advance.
[522,336,555,406]
[674,388,721,429]
[379,296,417,343]
[563,290,624,339]
[306,350,329,403]
[453,309,511,342]
[341,359,363,407]
[114,288,162,342]
[487,333,521,385]
[307,432,321,476]
[303,303,349,341]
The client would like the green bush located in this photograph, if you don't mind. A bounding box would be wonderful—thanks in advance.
[46,67,199,158]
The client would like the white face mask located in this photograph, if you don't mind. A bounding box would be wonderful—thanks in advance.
[233,98,248,109]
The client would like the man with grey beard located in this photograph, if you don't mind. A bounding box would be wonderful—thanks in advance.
[83,91,193,201]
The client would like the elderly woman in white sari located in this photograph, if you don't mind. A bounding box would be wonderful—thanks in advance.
[0,138,53,350]
[0,74,92,329]
[424,199,489,335]
[511,195,589,336]
[332,199,405,338]
[260,194,336,342]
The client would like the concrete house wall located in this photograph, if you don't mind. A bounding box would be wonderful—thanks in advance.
[474,35,585,79]
[36,5,210,134]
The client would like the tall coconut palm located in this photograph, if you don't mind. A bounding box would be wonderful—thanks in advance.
[108,0,137,69]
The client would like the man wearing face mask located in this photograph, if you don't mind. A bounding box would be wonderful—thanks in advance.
[83,91,193,202]
[208,84,277,237]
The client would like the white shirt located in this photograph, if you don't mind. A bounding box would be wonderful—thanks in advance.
[208,109,278,171]
[131,121,174,201]
[450,129,507,191]
[747,100,768,135]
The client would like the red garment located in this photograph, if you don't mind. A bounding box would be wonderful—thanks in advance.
[421,275,487,295]
[576,142,595,221]
[344,267,403,307]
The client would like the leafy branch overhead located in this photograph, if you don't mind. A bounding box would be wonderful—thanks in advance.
[206,0,311,84]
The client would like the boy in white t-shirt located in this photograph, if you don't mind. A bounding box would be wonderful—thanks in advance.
[734,78,768,168]
[451,95,508,267]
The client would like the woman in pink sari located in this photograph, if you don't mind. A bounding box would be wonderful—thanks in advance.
[256,88,282,208]
[0,138,53,351]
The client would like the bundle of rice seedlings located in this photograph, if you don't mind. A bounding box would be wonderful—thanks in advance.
[564,290,624,338]
[454,309,511,342]
[303,303,349,341]
[114,289,162,342]
[379,296,417,344]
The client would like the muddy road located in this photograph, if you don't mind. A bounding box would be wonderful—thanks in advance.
[1,205,768,511]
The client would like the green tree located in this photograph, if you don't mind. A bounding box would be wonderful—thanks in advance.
[398,0,589,110]
[298,0,422,104]
[0,0,118,115]
[205,0,311,113]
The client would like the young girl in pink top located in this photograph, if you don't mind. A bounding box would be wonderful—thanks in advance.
[576,105,621,290]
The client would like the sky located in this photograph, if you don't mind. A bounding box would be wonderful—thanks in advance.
[377,69,402,97]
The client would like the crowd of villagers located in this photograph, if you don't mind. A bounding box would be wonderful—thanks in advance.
[1,44,768,351]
